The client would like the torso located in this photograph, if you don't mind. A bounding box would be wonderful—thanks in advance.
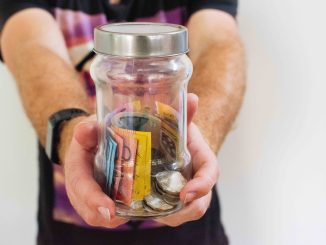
[37,1,228,244]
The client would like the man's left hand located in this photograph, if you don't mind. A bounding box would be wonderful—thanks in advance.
[156,95,220,226]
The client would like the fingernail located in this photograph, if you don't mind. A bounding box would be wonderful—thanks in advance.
[184,192,197,204]
[98,207,111,220]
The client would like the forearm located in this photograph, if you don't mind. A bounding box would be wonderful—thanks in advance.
[189,41,245,152]
[1,9,91,159]
[188,10,246,152]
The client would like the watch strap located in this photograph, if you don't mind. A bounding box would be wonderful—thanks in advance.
[45,108,89,164]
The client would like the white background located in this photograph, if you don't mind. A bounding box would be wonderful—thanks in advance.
[1,1,326,244]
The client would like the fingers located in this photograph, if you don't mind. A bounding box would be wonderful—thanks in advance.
[156,122,216,227]
[64,117,127,228]
[180,123,219,203]
[187,93,199,125]
[156,191,212,227]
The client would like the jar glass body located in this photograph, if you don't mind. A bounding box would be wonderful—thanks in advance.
[91,54,192,218]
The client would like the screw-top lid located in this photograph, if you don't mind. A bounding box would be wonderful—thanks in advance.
[94,22,188,57]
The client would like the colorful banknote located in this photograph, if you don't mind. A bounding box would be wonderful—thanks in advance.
[155,101,179,163]
[107,128,124,200]
[104,100,142,126]
[105,134,117,196]
[112,127,137,207]
[155,101,179,128]
[113,127,152,201]
[111,111,161,151]
[160,121,178,163]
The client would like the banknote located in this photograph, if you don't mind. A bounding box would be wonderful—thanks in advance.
[105,134,117,196]
[111,112,160,130]
[132,130,152,200]
[114,127,152,201]
[104,100,142,127]
[107,128,124,200]
[113,127,137,207]
[111,109,179,170]
[160,121,178,163]
[111,111,161,150]
[155,101,179,128]
[104,136,112,194]
[154,101,180,165]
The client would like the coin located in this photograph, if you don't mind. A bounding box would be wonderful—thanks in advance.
[155,171,187,196]
[154,181,180,207]
[143,202,161,214]
[156,182,180,203]
[144,193,175,212]
[154,181,166,196]
[130,200,144,210]
[163,195,180,206]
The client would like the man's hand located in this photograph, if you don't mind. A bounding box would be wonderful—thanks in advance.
[63,115,127,228]
[156,123,219,226]
[155,8,245,228]
[156,94,219,226]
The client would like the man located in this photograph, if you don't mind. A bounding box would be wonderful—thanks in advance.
[0,0,245,244]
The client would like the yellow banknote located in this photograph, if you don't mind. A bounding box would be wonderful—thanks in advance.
[155,101,178,127]
[132,130,152,200]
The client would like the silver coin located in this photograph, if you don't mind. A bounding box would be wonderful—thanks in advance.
[156,171,187,196]
[163,196,180,206]
[144,193,175,212]
[154,181,166,196]
[130,200,144,210]
[154,181,180,200]
[143,202,161,214]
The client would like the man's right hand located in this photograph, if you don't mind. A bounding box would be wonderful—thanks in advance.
[63,115,127,228]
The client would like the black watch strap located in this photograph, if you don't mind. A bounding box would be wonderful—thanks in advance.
[45,108,89,164]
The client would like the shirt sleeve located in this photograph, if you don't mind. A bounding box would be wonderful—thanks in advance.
[187,0,238,18]
[0,0,52,31]
[0,0,52,61]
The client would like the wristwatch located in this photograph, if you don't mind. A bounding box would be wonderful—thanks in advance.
[45,108,89,164]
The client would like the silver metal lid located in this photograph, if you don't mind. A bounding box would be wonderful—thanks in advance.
[94,22,188,57]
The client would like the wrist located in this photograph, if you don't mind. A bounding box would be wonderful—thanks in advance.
[58,115,88,166]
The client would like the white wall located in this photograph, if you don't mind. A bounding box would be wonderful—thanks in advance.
[0,1,326,244]
[219,0,326,244]
[0,65,38,244]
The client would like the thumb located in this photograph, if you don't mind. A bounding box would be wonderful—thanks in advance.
[74,116,98,152]
[187,93,199,125]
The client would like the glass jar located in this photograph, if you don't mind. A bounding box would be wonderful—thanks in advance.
[91,23,193,219]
